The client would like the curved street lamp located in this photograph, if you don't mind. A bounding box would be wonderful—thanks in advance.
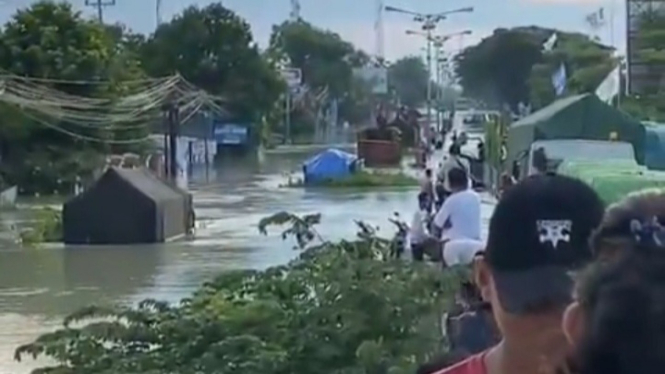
[386,4,473,129]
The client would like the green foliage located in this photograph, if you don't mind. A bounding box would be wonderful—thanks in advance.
[455,26,614,110]
[268,21,371,126]
[0,1,148,193]
[15,212,461,374]
[528,32,615,109]
[141,3,284,121]
[18,207,62,245]
[455,28,542,109]
[388,56,429,107]
[284,170,418,189]
[484,116,508,169]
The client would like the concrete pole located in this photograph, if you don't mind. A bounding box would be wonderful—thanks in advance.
[425,27,432,145]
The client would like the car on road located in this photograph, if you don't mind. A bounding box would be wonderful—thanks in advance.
[461,111,499,136]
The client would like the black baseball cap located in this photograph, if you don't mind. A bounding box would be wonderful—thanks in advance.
[485,174,605,314]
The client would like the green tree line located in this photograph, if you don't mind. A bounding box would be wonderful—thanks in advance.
[0,1,430,194]
[455,18,665,119]
[454,26,617,112]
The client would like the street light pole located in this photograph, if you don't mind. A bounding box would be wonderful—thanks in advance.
[387,5,473,134]
[425,26,433,138]
[434,43,441,132]
[405,28,472,133]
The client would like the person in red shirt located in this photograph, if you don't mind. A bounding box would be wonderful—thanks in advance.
[433,174,604,374]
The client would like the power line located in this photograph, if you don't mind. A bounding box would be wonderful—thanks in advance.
[84,0,116,23]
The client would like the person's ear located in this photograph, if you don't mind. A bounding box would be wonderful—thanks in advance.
[473,255,493,302]
[562,301,584,346]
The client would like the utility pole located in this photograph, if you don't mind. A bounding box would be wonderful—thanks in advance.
[168,104,180,184]
[434,42,441,132]
[405,28,472,134]
[387,5,473,138]
[85,0,115,23]
[285,90,291,144]
[425,21,433,139]
[161,100,180,184]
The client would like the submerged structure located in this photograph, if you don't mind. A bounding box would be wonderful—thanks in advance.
[303,148,358,184]
[62,167,192,245]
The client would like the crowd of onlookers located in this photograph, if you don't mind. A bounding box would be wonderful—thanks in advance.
[412,165,665,374]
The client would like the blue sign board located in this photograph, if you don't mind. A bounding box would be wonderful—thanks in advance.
[213,123,249,145]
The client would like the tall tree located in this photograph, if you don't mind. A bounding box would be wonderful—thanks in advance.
[528,31,615,109]
[268,21,370,126]
[455,28,541,110]
[454,26,615,110]
[0,1,142,193]
[387,56,429,107]
[269,21,360,97]
[141,3,283,121]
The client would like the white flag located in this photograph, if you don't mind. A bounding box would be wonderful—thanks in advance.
[552,64,567,96]
[586,8,606,30]
[543,33,557,51]
[595,66,620,103]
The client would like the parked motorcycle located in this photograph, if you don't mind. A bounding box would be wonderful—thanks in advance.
[388,213,409,259]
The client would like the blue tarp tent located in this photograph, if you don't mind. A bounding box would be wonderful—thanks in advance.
[303,149,358,184]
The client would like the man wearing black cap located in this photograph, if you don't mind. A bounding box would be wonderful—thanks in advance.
[432,174,604,374]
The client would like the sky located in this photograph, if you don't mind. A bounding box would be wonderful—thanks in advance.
[0,0,625,61]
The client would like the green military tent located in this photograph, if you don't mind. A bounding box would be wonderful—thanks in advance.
[507,93,645,165]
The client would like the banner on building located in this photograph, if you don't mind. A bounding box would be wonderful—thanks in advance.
[214,123,249,145]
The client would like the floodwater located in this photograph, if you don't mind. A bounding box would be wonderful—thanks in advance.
[0,122,494,373]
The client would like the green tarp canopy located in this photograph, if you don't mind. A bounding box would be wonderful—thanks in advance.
[507,94,645,165]
[559,159,665,205]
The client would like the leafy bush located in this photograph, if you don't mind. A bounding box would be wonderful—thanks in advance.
[18,207,62,245]
[15,212,461,374]
[284,170,418,188]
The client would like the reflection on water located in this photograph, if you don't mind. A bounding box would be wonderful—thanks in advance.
[0,145,494,373]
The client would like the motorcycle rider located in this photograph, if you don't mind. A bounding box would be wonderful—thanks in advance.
[432,168,483,267]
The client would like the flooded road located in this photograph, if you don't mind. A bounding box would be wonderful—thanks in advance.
[0,143,495,374]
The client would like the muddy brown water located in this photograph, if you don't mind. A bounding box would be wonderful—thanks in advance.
[0,143,494,373]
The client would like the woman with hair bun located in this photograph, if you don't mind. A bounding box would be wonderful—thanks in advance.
[591,188,665,261]
[562,188,665,374]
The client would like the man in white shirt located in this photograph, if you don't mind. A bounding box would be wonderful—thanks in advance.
[432,168,483,266]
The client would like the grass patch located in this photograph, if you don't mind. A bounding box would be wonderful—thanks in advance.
[283,170,418,188]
